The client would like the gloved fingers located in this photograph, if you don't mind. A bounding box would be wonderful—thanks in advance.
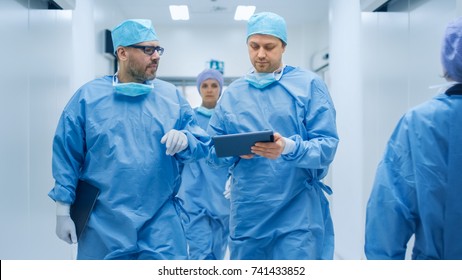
[167,131,180,154]
[169,142,187,155]
[177,134,188,151]
[223,189,230,199]
[160,133,168,144]
[56,216,77,244]
[70,227,77,244]
[162,130,177,155]
[162,130,188,155]
[160,129,173,145]
[223,176,231,199]
[56,228,72,244]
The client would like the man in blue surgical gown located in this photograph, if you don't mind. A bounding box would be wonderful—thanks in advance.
[207,12,339,260]
[365,16,462,260]
[48,19,210,259]
[178,69,230,259]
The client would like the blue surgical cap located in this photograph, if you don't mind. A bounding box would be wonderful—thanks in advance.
[112,19,159,53]
[196,69,224,94]
[442,16,462,83]
[246,12,287,45]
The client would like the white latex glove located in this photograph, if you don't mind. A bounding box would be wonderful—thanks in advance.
[282,137,296,155]
[223,176,231,199]
[56,201,77,244]
[160,129,188,155]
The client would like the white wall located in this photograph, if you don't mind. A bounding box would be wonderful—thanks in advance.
[0,0,30,260]
[93,0,125,78]
[0,0,74,259]
[329,0,364,260]
[72,0,96,92]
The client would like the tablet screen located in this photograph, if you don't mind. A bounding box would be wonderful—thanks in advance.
[212,130,274,157]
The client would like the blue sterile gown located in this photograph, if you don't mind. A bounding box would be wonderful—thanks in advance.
[207,66,339,260]
[178,107,230,259]
[365,85,462,260]
[48,75,210,260]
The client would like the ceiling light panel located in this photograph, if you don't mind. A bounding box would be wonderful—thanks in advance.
[169,5,190,20]
[234,5,256,21]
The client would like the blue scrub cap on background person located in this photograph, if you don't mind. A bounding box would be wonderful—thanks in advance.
[196,69,224,94]
[442,16,462,83]
[246,12,287,45]
[112,19,159,53]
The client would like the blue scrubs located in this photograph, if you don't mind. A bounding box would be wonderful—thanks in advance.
[365,87,462,259]
[48,75,210,259]
[178,108,230,260]
[207,66,339,260]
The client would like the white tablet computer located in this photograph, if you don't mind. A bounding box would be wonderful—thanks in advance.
[212,130,274,157]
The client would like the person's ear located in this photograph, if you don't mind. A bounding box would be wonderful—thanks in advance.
[116,47,129,61]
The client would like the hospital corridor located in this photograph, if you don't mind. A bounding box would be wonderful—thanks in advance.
[1,0,462,261]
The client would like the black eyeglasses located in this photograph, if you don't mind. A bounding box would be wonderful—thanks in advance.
[128,45,164,56]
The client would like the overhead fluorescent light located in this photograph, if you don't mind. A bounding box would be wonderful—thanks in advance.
[234,5,256,21]
[169,5,190,20]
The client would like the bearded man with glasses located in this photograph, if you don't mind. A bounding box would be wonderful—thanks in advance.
[48,19,210,260]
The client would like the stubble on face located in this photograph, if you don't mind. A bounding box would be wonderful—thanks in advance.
[247,34,285,73]
[127,56,158,82]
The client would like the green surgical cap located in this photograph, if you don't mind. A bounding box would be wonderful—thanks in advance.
[246,12,287,44]
[112,19,159,53]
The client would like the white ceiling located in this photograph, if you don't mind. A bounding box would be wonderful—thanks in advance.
[109,0,330,27]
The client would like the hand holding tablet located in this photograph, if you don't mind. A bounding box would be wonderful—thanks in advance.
[212,130,274,157]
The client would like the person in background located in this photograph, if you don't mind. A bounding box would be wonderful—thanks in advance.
[207,12,339,260]
[178,68,230,260]
[48,19,210,259]
[365,16,462,260]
